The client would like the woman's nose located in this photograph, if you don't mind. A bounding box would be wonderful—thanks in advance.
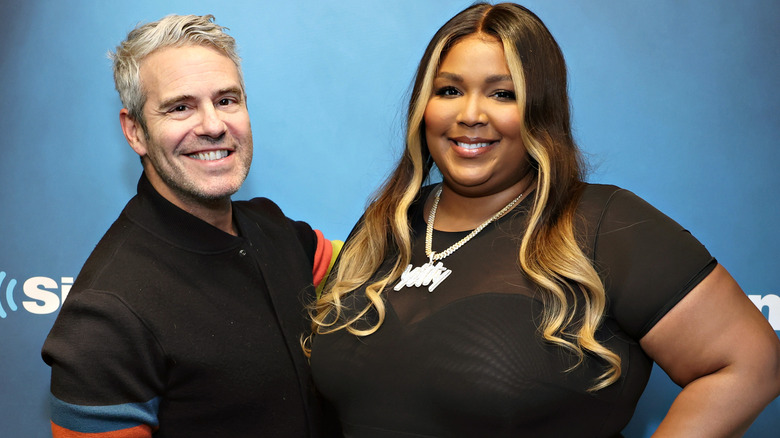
[456,94,488,127]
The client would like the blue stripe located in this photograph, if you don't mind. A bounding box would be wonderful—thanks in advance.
[50,393,160,433]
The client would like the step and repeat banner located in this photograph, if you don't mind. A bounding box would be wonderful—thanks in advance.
[1,1,777,436]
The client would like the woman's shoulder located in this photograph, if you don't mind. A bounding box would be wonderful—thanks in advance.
[577,183,654,219]
[574,183,670,257]
[580,183,627,205]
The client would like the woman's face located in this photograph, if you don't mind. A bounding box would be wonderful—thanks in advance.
[424,34,529,199]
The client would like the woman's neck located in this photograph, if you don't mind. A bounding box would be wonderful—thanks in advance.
[425,174,536,232]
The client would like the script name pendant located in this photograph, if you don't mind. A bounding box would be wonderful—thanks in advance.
[393,254,452,293]
[393,185,523,294]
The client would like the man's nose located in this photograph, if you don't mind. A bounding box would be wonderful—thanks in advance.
[195,104,227,138]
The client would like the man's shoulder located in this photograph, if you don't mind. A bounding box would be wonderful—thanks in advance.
[233,197,311,233]
[74,212,157,290]
[234,197,285,219]
[233,197,317,257]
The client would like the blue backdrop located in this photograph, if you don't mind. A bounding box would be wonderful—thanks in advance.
[1,1,777,436]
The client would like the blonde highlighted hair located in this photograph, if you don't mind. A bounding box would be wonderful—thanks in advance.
[309,3,620,390]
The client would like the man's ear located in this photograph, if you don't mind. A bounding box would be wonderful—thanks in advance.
[119,109,147,157]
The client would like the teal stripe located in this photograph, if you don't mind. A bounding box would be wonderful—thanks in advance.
[50,394,160,433]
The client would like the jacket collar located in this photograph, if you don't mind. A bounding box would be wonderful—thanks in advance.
[124,173,244,254]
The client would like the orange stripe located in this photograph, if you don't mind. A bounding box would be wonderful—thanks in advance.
[52,421,153,438]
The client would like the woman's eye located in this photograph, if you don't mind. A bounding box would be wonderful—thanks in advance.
[434,86,460,97]
[493,90,516,100]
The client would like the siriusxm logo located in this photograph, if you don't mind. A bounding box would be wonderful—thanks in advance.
[750,294,780,331]
[0,271,73,318]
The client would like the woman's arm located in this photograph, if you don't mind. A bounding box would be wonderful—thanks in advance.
[640,264,780,437]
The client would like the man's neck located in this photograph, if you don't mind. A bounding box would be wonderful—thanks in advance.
[188,201,236,236]
[145,174,238,236]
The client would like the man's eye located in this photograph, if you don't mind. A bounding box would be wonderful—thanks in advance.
[218,98,233,106]
[171,105,188,112]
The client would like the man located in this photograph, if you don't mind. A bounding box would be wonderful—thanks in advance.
[42,15,337,437]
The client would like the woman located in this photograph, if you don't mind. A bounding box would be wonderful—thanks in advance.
[307,3,780,437]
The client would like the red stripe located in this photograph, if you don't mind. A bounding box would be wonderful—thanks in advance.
[312,229,332,287]
[52,421,153,438]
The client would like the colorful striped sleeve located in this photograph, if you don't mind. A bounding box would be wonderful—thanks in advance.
[50,394,159,437]
[312,230,343,296]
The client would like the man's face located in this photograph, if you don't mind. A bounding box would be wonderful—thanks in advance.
[126,44,252,212]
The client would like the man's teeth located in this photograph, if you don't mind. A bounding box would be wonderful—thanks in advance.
[189,150,229,161]
[456,141,491,149]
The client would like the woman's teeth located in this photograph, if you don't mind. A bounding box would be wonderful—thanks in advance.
[456,141,491,149]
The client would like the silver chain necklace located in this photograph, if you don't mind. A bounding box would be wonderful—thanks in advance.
[393,185,524,293]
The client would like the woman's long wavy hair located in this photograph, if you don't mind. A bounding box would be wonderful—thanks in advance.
[309,2,620,390]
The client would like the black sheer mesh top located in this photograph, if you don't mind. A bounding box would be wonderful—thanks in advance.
[311,184,716,437]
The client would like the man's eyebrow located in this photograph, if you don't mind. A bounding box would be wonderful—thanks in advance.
[156,87,244,111]
[157,94,193,111]
[217,86,243,96]
[434,71,513,84]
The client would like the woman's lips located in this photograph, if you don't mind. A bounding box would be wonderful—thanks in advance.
[449,137,498,156]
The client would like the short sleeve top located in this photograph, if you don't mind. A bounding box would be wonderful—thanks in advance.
[310,183,715,438]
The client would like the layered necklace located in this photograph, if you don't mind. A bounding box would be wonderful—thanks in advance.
[393,185,525,292]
